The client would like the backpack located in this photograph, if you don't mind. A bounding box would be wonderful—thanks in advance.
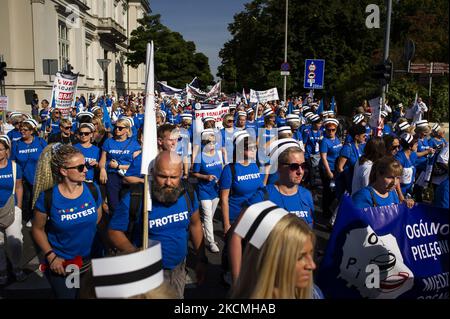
[44,182,99,214]
[121,178,196,240]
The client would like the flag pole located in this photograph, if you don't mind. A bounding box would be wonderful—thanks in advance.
[141,42,158,249]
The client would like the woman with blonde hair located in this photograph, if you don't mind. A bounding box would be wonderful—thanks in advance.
[230,201,322,299]
[31,144,102,298]
[99,118,141,214]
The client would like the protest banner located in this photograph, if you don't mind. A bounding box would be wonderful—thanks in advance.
[317,196,449,299]
[194,103,229,131]
[51,72,78,118]
[249,88,279,103]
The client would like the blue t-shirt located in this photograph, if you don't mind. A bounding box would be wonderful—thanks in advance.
[433,177,449,209]
[382,124,393,136]
[395,150,417,194]
[73,143,100,181]
[41,118,61,134]
[304,130,323,158]
[7,129,22,143]
[109,191,199,269]
[246,184,314,228]
[220,128,235,164]
[193,151,223,200]
[125,153,143,178]
[219,163,263,224]
[34,183,102,259]
[276,117,287,127]
[102,138,141,174]
[0,160,23,207]
[351,186,400,209]
[11,137,47,184]
[428,137,447,149]
[292,130,302,143]
[320,137,343,172]
[178,127,192,158]
[416,137,431,170]
[339,142,365,168]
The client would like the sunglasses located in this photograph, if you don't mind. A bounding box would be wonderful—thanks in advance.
[79,131,92,136]
[281,162,307,171]
[391,145,400,150]
[61,126,72,129]
[64,163,88,172]
[326,128,336,132]
[115,126,127,131]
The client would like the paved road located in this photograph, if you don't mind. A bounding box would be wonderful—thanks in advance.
[0,186,330,299]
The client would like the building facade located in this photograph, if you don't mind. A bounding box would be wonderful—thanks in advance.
[0,0,150,113]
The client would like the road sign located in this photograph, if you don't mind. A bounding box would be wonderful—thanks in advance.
[303,59,325,89]
[97,59,111,72]
[280,71,290,76]
[281,62,290,71]
[410,62,449,74]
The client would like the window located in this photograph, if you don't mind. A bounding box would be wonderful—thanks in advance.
[58,21,70,69]
[86,44,90,77]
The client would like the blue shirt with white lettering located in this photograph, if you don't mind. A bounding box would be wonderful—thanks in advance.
[7,129,22,143]
[351,186,399,208]
[11,137,47,184]
[102,138,141,174]
[320,137,343,172]
[109,191,199,269]
[73,143,100,181]
[0,160,23,207]
[219,163,264,224]
[246,184,314,228]
[193,151,223,200]
[34,183,102,259]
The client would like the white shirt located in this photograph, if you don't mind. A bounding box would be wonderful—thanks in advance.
[352,159,373,195]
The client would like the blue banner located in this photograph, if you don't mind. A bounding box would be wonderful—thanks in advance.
[317,196,449,299]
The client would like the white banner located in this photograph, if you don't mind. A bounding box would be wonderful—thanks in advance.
[193,103,229,135]
[0,96,8,110]
[249,88,279,103]
[207,81,221,97]
[52,72,78,118]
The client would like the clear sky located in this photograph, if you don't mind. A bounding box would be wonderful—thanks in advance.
[150,0,248,82]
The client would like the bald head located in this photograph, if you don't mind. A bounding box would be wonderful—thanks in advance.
[152,151,184,203]
[154,151,182,172]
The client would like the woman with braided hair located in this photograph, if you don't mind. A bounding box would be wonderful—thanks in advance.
[31,144,102,299]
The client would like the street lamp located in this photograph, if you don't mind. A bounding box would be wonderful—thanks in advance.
[283,0,288,103]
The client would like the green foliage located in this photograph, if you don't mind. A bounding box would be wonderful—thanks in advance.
[126,14,213,89]
[218,0,449,116]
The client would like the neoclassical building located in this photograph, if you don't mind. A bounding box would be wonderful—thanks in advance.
[0,0,150,113]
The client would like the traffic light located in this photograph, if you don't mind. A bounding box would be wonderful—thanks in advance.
[372,59,394,85]
[0,61,7,82]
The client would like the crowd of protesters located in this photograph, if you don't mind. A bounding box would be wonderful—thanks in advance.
[0,90,447,299]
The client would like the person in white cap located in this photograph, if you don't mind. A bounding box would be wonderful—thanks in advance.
[6,112,24,142]
[286,114,302,142]
[277,126,293,139]
[394,133,418,197]
[380,111,393,136]
[229,202,322,299]
[41,108,62,138]
[245,108,257,133]
[192,129,223,253]
[235,111,247,130]
[11,119,47,226]
[394,118,413,136]
[429,123,447,150]
[319,118,342,220]
[0,135,27,285]
[413,120,435,202]
[257,108,277,156]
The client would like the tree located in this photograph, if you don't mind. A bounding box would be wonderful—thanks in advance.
[218,0,449,115]
[126,14,213,89]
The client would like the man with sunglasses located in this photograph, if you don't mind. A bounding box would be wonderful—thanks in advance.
[48,118,78,145]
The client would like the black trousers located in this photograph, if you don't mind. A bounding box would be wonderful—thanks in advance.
[22,179,34,222]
